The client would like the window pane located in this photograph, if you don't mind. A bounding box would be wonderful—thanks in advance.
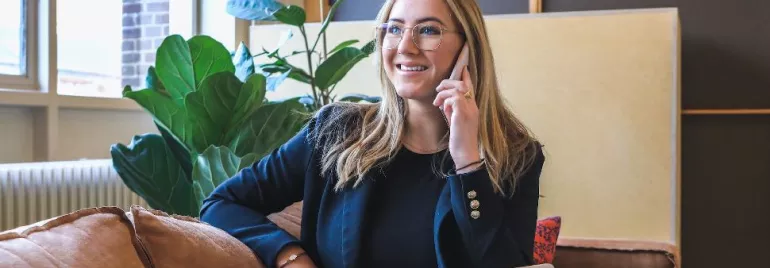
[57,0,193,98]
[0,0,26,76]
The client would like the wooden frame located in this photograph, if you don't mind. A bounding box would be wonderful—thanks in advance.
[304,0,330,23]
[682,109,770,115]
[529,0,543,14]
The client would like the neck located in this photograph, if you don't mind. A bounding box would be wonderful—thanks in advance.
[403,98,449,153]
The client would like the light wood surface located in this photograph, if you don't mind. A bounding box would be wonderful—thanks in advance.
[529,0,543,13]
[304,0,330,23]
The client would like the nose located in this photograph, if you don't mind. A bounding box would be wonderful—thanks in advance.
[395,30,419,55]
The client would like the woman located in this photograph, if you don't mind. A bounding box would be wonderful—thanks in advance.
[199,0,545,267]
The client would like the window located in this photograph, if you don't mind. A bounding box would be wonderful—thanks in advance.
[0,0,36,90]
[57,0,194,98]
[0,0,25,76]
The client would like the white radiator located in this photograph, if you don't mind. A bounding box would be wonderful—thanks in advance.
[0,159,148,231]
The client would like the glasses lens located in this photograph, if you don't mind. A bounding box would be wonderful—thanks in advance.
[380,23,403,50]
[413,23,443,51]
[378,22,443,51]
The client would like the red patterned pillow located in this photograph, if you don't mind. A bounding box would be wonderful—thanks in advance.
[533,216,562,264]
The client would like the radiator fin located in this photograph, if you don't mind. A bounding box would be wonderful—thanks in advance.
[0,160,150,231]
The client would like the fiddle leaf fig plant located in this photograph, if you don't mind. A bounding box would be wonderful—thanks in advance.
[227,0,381,110]
[111,34,307,217]
[111,0,382,217]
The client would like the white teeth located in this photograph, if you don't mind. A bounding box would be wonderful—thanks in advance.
[399,65,427,72]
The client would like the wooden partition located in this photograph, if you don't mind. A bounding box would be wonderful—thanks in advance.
[251,8,680,245]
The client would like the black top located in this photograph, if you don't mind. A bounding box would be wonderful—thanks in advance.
[361,147,450,267]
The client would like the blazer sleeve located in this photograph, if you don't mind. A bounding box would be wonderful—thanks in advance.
[199,108,328,268]
[446,145,545,267]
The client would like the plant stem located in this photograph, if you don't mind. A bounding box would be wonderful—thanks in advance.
[299,25,319,109]
[322,32,328,60]
[320,1,329,105]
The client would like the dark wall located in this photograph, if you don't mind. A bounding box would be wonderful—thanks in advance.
[333,0,770,267]
[681,115,770,267]
[333,0,528,21]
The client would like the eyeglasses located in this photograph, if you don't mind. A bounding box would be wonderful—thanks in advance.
[376,22,464,51]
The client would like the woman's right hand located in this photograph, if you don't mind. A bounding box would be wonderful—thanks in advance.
[276,245,317,268]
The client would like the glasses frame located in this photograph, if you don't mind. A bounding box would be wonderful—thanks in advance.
[376,22,465,51]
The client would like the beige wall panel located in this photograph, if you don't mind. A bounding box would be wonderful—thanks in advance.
[494,10,680,243]
[0,107,35,163]
[56,109,156,161]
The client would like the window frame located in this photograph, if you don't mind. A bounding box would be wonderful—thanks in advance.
[0,0,220,97]
[0,0,248,162]
[0,0,39,90]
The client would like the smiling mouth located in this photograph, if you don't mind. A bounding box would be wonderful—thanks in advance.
[397,64,428,72]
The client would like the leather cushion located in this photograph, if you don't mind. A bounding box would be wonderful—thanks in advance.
[0,206,150,268]
[266,201,303,239]
[130,205,264,268]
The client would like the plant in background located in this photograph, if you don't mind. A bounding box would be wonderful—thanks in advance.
[227,0,381,111]
[110,35,307,217]
[111,0,378,217]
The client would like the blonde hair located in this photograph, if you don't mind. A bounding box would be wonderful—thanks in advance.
[315,0,540,195]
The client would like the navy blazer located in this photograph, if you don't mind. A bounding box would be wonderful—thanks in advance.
[200,106,545,268]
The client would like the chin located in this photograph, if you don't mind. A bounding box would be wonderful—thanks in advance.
[395,86,435,102]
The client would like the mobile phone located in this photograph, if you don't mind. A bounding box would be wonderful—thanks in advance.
[441,43,471,126]
[449,43,470,81]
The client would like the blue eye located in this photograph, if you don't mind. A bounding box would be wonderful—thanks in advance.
[387,25,402,35]
[418,25,441,35]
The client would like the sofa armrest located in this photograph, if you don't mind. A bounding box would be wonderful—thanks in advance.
[553,237,678,268]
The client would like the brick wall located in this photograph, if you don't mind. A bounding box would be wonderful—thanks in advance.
[122,0,169,89]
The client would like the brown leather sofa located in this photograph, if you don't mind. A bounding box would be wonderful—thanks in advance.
[0,203,678,267]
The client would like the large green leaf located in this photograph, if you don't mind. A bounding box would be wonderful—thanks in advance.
[146,66,165,90]
[233,42,255,82]
[338,93,382,103]
[361,39,376,55]
[188,36,236,89]
[229,99,307,158]
[226,0,285,21]
[123,86,188,145]
[191,146,258,208]
[184,72,267,153]
[271,5,306,26]
[266,69,291,92]
[259,61,312,85]
[155,121,192,181]
[155,35,195,105]
[110,134,199,217]
[314,47,368,89]
[329,39,359,55]
[288,69,313,84]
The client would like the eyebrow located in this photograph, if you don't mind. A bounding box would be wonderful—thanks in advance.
[388,17,446,26]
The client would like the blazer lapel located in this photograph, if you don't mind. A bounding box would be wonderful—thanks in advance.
[340,176,375,267]
[434,154,456,268]
[434,184,452,268]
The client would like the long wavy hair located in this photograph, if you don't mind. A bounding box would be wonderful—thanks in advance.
[314,0,540,196]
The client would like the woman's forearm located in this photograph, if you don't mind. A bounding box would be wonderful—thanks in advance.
[276,245,316,268]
